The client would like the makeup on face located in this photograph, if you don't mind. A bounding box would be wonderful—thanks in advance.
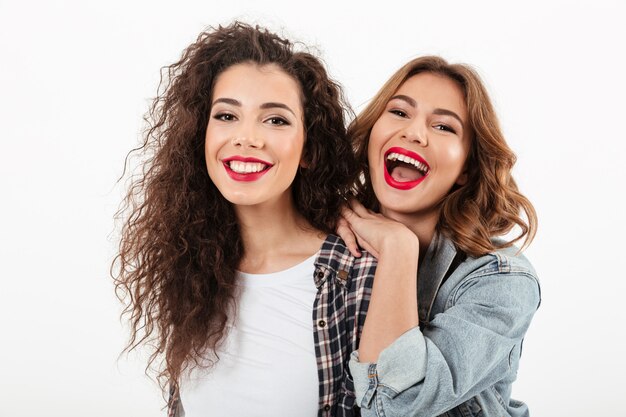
[367,72,470,217]
[204,63,305,207]
[383,146,430,190]
[222,156,274,182]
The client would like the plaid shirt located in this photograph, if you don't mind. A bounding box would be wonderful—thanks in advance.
[167,234,376,416]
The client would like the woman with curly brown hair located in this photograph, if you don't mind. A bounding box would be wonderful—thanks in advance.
[113,22,375,416]
[338,56,540,417]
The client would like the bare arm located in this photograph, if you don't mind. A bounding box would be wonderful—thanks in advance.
[340,202,419,362]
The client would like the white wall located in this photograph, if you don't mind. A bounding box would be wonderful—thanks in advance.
[1,1,624,416]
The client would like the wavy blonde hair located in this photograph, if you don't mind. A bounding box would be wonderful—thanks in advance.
[350,56,537,257]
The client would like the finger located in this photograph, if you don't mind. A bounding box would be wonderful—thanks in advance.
[352,228,380,259]
[341,205,371,237]
[348,199,372,218]
[336,217,362,257]
[341,205,360,223]
[340,204,352,218]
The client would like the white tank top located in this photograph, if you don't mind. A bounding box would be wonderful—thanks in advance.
[179,253,320,416]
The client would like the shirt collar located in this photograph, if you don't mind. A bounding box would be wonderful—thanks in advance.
[417,233,459,324]
[313,234,354,289]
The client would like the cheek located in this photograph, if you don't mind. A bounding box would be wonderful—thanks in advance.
[369,120,386,146]
[204,126,215,151]
[367,145,381,176]
[204,133,223,172]
[204,138,214,162]
[205,122,230,153]
[367,127,386,167]
[439,142,468,172]
[278,133,305,166]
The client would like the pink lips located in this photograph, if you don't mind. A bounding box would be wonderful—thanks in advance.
[222,156,273,182]
[383,147,429,190]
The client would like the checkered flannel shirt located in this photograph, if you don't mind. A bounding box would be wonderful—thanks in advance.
[167,234,376,417]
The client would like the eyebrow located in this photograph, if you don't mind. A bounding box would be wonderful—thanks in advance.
[390,94,417,108]
[212,97,240,107]
[260,102,296,116]
[389,94,465,128]
[433,109,465,129]
[212,98,296,117]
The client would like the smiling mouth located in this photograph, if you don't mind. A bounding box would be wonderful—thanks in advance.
[383,148,430,190]
[222,157,273,181]
[226,160,270,174]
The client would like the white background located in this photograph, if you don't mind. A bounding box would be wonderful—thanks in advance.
[1,1,625,416]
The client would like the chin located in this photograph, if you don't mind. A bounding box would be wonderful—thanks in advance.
[381,202,420,216]
[374,191,415,214]
[220,191,259,206]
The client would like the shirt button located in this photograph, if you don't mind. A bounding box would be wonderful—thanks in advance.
[323,404,331,411]
[318,320,326,328]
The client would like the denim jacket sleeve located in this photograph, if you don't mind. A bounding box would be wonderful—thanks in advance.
[349,271,540,417]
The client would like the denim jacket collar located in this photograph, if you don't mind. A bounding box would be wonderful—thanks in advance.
[417,234,458,325]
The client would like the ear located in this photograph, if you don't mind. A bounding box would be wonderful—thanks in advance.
[455,170,468,186]
[299,152,310,169]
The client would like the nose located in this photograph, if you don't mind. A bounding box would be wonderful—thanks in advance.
[231,123,264,149]
[400,123,428,147]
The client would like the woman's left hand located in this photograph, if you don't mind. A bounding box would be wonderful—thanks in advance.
[340,200,417,259]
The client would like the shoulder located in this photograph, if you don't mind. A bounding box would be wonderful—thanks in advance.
[462,239,538,281]
[447,242,540,310]
[316,234,377,284]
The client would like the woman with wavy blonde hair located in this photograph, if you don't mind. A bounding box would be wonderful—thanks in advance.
[113,22,375,416]
[338,56,540,417]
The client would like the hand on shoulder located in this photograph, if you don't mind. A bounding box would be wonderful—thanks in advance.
[337,200,418,259]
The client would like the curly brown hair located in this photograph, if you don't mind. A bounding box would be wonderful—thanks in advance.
[112,22,355,392]
[350,56,537,257]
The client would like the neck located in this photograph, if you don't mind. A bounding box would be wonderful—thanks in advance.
[380,206,440,264]
[234,196,324,273]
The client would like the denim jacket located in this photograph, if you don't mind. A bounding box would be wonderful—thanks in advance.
[349,234,540,417]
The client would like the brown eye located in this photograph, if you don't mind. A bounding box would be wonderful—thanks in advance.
[214,113,236,121]
[390,109,408,118]
[266,117,290,126]
[434,124,456,134]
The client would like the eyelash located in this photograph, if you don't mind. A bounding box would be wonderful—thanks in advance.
[214,112,236,121]
[389,110,457,133]
[212,113,290,126]
[266,117,290,126]
[389,109,408,118]
[434,124,456,134]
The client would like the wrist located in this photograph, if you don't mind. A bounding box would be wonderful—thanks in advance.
[379,228,419,256]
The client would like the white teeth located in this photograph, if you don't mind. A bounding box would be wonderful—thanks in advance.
[386,152,429,173]
[228,161,268,173]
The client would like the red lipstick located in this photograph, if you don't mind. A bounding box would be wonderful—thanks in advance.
[222,156,273,182]
[383,147,429,190]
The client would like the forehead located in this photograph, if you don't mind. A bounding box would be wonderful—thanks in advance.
[395,72,467,119]
[212,63,303,110]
